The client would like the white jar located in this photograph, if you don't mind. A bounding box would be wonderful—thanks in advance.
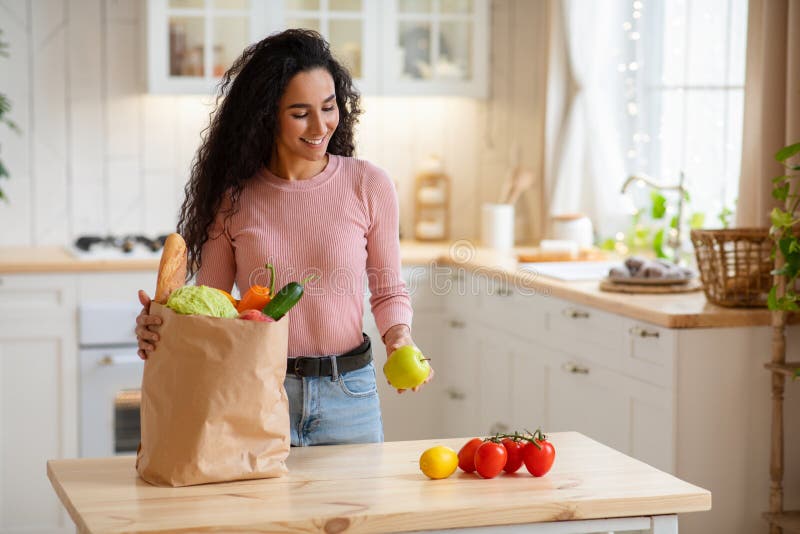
[482,204,515,250]
[551,213,594,248]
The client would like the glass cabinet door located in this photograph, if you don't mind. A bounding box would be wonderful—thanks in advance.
[148,0,279,93]
[167,0,248,80]
[283,0,378,92]
[385,0,488,97]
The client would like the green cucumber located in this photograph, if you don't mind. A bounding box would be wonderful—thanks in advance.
[263,275,316,320]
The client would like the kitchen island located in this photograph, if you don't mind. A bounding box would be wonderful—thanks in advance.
[48,432,710,533]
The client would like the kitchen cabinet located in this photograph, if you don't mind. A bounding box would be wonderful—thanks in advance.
[0,271,156,534]
[146,0,489,96]
[438,275,676,473]
[382,0,490,97]
[365,265,444,441]
[146,0,281,94]
[0,274,77,534]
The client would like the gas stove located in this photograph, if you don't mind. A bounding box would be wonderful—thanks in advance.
[68,234,169,260]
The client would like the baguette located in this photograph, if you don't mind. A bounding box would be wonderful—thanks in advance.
[154,233,187,304]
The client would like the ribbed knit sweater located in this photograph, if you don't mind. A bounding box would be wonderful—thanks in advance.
[195,155,413,358]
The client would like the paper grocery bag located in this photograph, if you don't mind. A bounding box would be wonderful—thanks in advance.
[136,302,290,487]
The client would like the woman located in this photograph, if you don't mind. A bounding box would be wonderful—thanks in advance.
[134,29,432,446]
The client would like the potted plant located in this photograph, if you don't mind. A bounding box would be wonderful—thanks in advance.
[768,141,800,317]
[765,139,800,534]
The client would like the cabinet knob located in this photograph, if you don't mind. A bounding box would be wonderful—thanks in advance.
[446,388,465,400]
[562,308,590,319]
[448,319,466,329]
[629,326,660,338]
[562,361,590,375]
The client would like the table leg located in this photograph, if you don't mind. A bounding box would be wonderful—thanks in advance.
[651,515,678,534]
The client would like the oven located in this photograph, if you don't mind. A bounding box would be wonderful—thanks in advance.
[79,302,144,457]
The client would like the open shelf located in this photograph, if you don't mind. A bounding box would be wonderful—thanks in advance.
[764,361,800,378]
[764,511,800,532]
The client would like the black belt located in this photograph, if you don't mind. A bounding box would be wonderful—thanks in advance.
[287,334,372,378]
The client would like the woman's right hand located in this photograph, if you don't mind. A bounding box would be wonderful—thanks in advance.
[135,290,162,360]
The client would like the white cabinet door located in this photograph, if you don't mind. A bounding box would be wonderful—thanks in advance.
[0,275,77,534]
[368,266,443,441]
[0,325,76,533]
[546,349,632,455]
[476,330,549,438]
[438,315,481,438]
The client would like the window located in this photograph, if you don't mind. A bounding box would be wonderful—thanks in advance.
[622,0,748,232]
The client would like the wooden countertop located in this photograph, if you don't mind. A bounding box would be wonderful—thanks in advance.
[0,241,454,273]
[436,248,787,329]
[1,242,786,328]
[47,432,710,533]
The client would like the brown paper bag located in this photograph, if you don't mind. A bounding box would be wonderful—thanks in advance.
[136,302,290,487]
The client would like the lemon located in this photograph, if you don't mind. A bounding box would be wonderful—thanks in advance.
[419,445,458,480]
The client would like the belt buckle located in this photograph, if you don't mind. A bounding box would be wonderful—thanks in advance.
[293,357,307,377]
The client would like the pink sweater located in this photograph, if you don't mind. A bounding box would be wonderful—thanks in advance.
[196,155,413,358]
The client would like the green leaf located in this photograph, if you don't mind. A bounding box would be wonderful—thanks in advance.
[774,182,791,201]
[683,190,691,202]
[773,175,791,184]
[653,228,667,258]
[0,160,7,179]
[768,286,780,310]
[599,238,616,251]
[690,212,705,229]
[771,207,794,229]
[718,206,733,228]
[669,215,679,229]
[794,368,800,380]
[778,296,800,311]
[775,142,800,162]
[651,191,667,219]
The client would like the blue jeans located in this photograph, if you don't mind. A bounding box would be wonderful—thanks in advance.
[284,361,384,446]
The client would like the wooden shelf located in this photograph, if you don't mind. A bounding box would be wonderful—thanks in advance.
[764,511,800,532]
[764,362,800,378]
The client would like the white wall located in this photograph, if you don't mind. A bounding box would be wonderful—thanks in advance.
[0,0,548,247]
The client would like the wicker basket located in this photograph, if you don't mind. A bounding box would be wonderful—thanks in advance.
[690,228,773,307]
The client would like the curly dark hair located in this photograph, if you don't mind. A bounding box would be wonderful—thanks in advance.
[177,29,362,278]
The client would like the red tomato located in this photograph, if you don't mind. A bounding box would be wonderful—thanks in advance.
[501,438,526,473]
[474,441,507,479]
[523,438,556,477]
[457,438,483,473]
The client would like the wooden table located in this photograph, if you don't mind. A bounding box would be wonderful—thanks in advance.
[48,432,711,533]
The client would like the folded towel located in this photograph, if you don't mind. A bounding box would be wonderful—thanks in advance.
[612,256,695,281]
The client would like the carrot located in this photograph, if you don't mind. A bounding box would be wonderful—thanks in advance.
[236,263,275,312]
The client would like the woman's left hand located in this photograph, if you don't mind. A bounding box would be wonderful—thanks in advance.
[382,324,435,394]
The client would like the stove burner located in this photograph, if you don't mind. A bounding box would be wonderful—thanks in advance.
[72,234,170,255]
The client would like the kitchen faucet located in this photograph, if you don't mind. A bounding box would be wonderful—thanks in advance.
[620,171,687,264]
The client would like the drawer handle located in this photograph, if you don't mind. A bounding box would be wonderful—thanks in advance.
[448,319,466,329]
[562,362,590,375]
[496,287,513,297]
[562,308,590,319]
[446,388,466,400]
[629,326,660,338]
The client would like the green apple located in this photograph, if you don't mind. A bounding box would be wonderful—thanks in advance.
[383,345,431,389]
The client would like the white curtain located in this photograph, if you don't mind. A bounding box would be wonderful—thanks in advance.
[545,0,629,239]
[736,0,800,227]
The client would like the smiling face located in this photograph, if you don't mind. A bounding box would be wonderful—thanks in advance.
[273,67,340,171]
